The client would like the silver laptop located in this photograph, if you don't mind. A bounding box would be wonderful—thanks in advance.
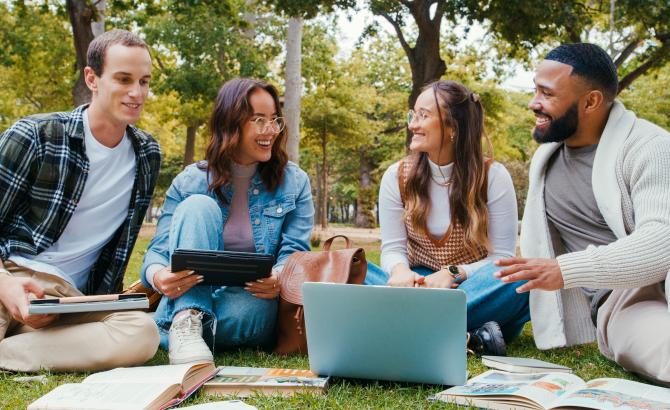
[302,282,467,385]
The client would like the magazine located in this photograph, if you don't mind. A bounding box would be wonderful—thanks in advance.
[203,366,329,397]
[431,370,670,410]
[28,362,218,410]
[482,356,572,374]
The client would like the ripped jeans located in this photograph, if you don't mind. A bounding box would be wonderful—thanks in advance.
[153,195,277,351]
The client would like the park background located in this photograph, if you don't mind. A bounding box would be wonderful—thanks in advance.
[1,0,670,408]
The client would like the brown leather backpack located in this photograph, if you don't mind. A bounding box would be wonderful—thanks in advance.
[274,235,367,354]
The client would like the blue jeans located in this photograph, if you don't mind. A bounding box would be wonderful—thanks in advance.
[153,195,278,351]
[365,261,530,341]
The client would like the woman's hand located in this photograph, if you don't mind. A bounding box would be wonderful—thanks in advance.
[245,274,280,299]
[387,264,424,287]
[421,269,459,289]
[153,267,203,299]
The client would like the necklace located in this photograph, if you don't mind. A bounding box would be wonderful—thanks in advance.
[432,166,452,187]
[431,174,452,187]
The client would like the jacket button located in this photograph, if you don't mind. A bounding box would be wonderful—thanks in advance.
[276,207,282,213]
[252,189,259,195]
[255,218,261,225]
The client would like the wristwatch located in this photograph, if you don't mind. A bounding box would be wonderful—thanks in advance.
[446,265,465,284]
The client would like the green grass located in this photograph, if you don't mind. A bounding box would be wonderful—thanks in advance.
[1,236,644,409]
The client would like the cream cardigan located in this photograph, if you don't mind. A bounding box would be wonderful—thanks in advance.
[521,101,670,349]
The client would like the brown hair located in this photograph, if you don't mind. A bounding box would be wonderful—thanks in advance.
[203,78,288,203]
[87,29,149,76]
[404,80,493,254]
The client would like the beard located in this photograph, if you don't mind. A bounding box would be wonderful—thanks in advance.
[532,102,579,144]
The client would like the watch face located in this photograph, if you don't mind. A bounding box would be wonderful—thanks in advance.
[448,265,459,275]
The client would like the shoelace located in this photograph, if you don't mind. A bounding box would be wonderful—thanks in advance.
[172,312,205,346]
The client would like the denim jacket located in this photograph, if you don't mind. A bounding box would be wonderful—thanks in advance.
[140,161,314,288]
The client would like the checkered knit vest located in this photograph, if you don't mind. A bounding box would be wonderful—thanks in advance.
[398,159,488,271]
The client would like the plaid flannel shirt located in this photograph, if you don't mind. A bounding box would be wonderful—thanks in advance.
[0,105,161,295]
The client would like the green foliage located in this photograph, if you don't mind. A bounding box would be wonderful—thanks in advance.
[142,0,271,102]
[619,63,670,130]
[467,0,670,91]
[0,2,74,128]
[264,0,356,19]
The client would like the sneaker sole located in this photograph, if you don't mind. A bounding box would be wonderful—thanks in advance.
[169,355,214,365]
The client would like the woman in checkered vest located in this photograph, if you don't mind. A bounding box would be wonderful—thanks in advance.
[366,80,530,355]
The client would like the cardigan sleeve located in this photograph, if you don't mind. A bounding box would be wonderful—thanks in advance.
[558,135,670,289]
[379,162,410,273]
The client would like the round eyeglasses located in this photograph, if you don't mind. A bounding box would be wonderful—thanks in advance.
[251,117,285,134]
[407,109,430,125]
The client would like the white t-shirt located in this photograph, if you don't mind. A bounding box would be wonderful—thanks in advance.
[10,109,136,290]
[379,158,518,276]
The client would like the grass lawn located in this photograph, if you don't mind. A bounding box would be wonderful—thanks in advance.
[0,235,644,409]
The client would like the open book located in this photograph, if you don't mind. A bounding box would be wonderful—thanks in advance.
[203,366,329,397]
[431,370,670,410]
[28,362,218,410]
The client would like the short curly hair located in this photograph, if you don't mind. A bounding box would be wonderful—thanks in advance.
[87,29,149,77]
[545,43,618,101]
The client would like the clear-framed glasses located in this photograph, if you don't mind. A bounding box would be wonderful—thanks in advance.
[407,109,429,125]
[251,116,285,134]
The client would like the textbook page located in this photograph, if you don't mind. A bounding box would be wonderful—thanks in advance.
[551,378,670,410]
[27,382,175,410]
[438,370,586,409]
[83,364,197,387]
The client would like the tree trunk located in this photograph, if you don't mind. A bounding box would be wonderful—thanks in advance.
[376,1,447,146]
[284,17,303,164]
[318,131,328,229]
[242,0,257,38]
[355,151,376,228]
[183,123,199,166]
[67,0,95,106]
[405,30,446,146]
[91,0,106,37]
[315,163,323,227]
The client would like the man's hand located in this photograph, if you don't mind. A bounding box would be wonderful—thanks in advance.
[494,257,564,292]
[0,276,59,329]
[154,267,203,299]
[387,265,424,287]
[420,269,460,289]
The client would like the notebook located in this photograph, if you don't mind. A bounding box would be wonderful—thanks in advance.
[302,282,467,385]
[28,293,149,314]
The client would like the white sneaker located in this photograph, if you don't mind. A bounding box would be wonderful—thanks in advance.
[168,310,214,365]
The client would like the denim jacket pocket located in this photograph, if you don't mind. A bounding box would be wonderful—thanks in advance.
[262,199,297,243]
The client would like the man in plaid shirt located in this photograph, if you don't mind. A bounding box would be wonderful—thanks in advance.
[0,30,161,371]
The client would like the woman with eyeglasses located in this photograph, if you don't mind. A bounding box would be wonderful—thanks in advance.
[141,78,314,364]
[367,80,529,355]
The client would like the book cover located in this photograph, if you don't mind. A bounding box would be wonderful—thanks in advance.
[203,367,329,397]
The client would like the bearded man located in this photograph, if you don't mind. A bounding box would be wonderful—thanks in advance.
[496,43,670,386]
